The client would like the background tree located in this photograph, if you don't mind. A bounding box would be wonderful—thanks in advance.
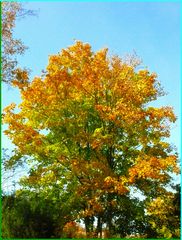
[2,192,55,238]
[146,184,180,238]
[2,189,78,238]
[104,195,157,238]
[1,2,35,84]
[3,41,180,238]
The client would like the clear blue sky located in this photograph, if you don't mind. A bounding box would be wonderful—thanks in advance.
[3,2,180,157]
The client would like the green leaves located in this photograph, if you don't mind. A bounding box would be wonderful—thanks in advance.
[3,42,179,238]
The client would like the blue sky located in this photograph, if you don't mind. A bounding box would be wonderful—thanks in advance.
[3,2,180,157]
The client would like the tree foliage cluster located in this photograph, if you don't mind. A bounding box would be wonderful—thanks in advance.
[2,192,55,238]
[2,184,180,238]
[1,2,35,84]
[3,41,180,238]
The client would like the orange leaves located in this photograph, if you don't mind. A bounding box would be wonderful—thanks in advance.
[5,42,170,146]
[146,106,176,122]
[63,221,87,238]
[3,104,45,154]
[11,68,29,89]
[95,105,117,122]
[114,101,144,126]
[3,102,16,113]
[136,70,157,100]
[3,41,179,225]
[87,197,104,214]
[128,154,179,183]
[91,139,102,149]
[95,104,111,112]
[104,176,114,187]
[103,176,129,194]
[163,155,180,174]
[91,48,109,78]
[146,190,180,238]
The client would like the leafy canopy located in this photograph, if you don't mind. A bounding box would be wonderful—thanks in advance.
[3,41,179,237]
[2,2,35,84]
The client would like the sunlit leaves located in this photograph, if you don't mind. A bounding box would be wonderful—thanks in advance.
[146,189,180,238]
[3,42,179,235]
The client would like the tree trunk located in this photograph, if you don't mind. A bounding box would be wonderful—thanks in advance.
[84,216,94,238]
[106,193,113,238]
[95,215,102,238]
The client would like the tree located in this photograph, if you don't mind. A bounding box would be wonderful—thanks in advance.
[1,2,35,84]
[2,192,55,238]
[105,195,157,238]
[3,41,179,237]
[2,189,77,238]
[146,184,180,238]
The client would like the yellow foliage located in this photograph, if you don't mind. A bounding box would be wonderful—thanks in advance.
[3,41,179,222]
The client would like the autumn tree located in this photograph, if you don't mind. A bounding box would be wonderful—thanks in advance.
[3,41,179,238]
[1,2,35,84]
[146,184,180,238]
